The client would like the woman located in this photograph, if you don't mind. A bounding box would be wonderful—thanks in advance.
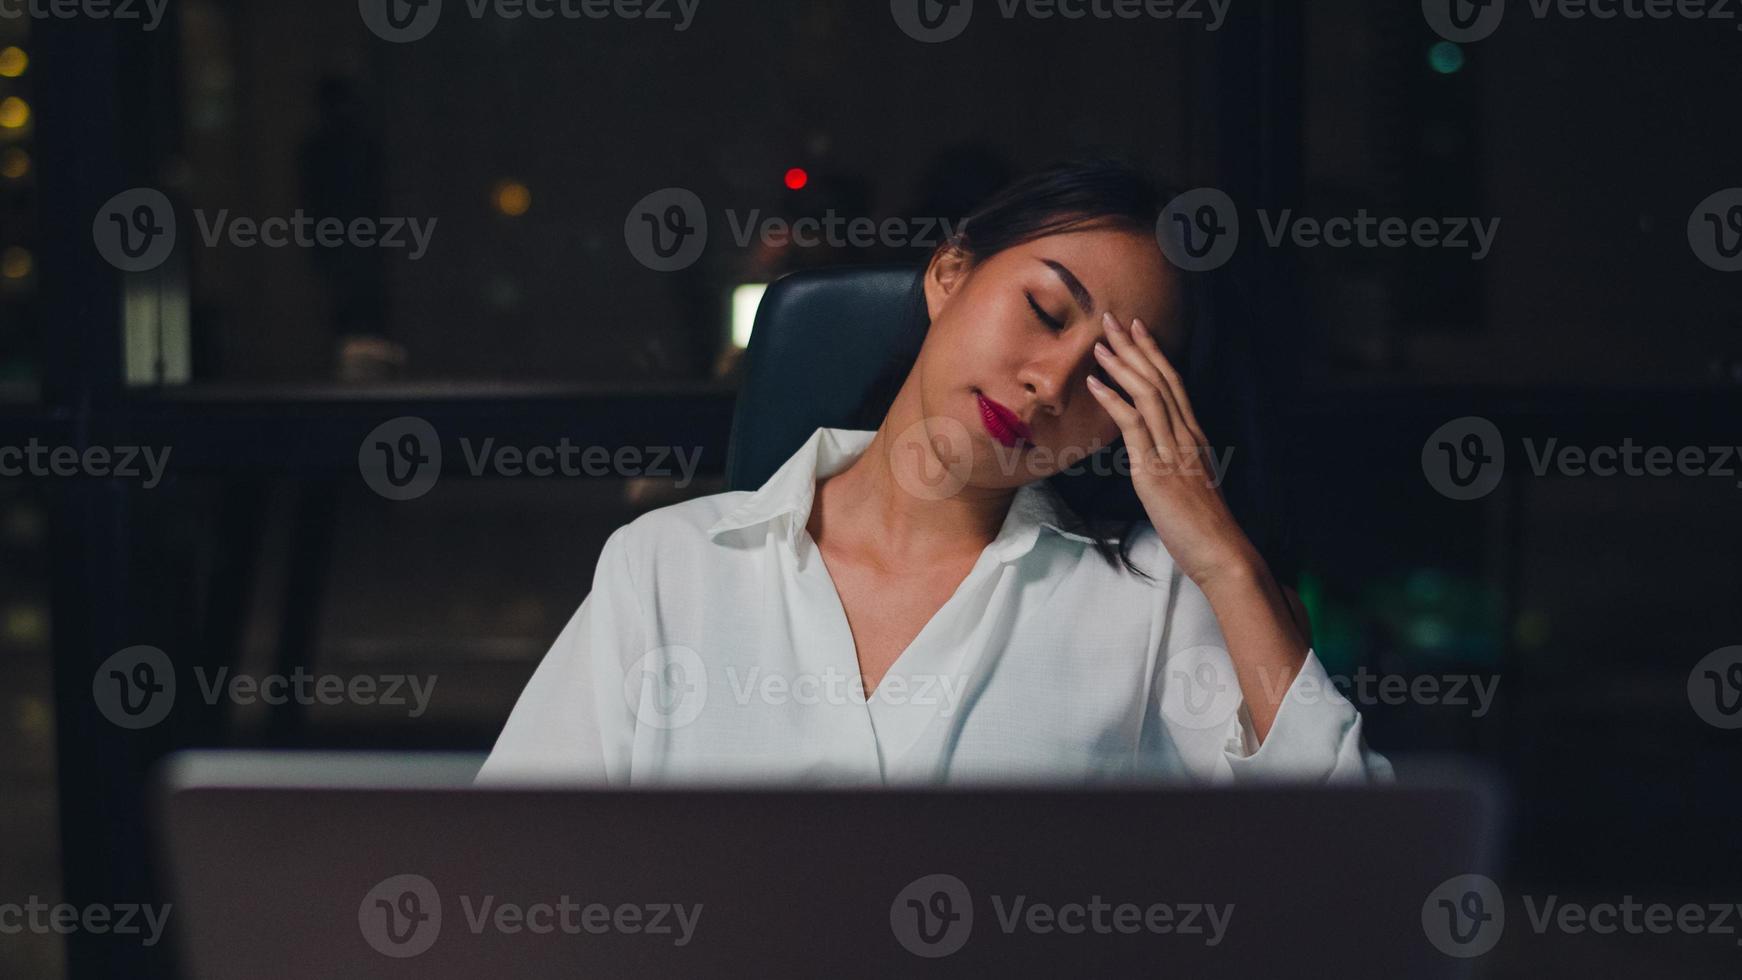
[478,160,1390,785]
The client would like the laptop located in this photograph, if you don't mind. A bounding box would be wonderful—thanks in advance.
[153,751,1503,979]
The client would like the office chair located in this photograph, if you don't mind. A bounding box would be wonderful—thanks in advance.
[725,265,924,492]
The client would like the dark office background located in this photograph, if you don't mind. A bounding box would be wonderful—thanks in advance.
[1,1,1740,976]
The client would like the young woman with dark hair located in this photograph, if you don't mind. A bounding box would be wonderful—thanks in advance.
[480,160,1389,785]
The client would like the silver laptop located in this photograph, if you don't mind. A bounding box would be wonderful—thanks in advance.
[153,751,1503,979]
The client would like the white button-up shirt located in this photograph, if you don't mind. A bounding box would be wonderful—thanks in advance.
[478,427,1390,786]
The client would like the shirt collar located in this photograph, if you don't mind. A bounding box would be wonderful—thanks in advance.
[706,426,1105,565]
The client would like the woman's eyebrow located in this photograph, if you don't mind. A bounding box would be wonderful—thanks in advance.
[1039,258,1095,317]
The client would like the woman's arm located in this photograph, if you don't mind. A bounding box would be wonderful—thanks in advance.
[1283,585,1315,648]
[1194,551,1309,743]
[1144,546,1386,783]
[1090,311,1385,776]
[1088,310,1312,743]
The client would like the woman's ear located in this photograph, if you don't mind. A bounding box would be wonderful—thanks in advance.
[922,244,971,321]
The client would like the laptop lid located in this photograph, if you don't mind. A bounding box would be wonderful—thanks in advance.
[153,751,1503,979]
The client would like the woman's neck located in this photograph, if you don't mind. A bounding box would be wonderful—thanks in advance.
[807,378,1016,568]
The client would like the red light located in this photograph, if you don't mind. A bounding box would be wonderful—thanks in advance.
[783,168,809,191]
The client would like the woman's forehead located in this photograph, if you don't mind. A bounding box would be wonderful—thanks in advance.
[992,228,1176,322]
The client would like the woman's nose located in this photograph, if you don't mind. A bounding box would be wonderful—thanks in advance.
[1019,345,1089,416]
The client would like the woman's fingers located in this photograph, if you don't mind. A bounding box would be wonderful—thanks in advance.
[1085,374,1162,474]
[1099,312,1192,452]
[1092,334,1170,438]
[1091,338,1184,478]
[1126,317,1208,446]
[1097,314,1169,407]
[1100,312,1165,388]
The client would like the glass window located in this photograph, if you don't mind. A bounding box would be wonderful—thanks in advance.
[141,0,1211,391]
[0,482,56,976]
[0,22,37,401]
[1299,7,1742,388]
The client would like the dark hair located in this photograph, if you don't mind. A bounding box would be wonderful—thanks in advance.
[850,158,1293,585]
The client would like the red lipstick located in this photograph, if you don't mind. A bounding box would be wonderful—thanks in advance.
[976,392,1034,448]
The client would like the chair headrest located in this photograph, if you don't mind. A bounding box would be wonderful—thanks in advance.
[726,266,924,492]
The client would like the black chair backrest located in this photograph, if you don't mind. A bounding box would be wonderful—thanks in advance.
[725,266,922,492]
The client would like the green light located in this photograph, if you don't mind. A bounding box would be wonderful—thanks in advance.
[1429,41,1465,75]
[1407,616,1453,649]
[1405,568,1448,604]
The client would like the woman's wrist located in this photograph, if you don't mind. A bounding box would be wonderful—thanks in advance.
[1195,546,1310,665]
[1190,542,1269,601]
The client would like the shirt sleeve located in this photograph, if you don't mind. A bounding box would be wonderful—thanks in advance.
[473,525,643,786]
[1147,567,1393,784]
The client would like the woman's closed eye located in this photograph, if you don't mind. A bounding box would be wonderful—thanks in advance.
[1026,290,1128,400]
[1025,292,1066,332]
